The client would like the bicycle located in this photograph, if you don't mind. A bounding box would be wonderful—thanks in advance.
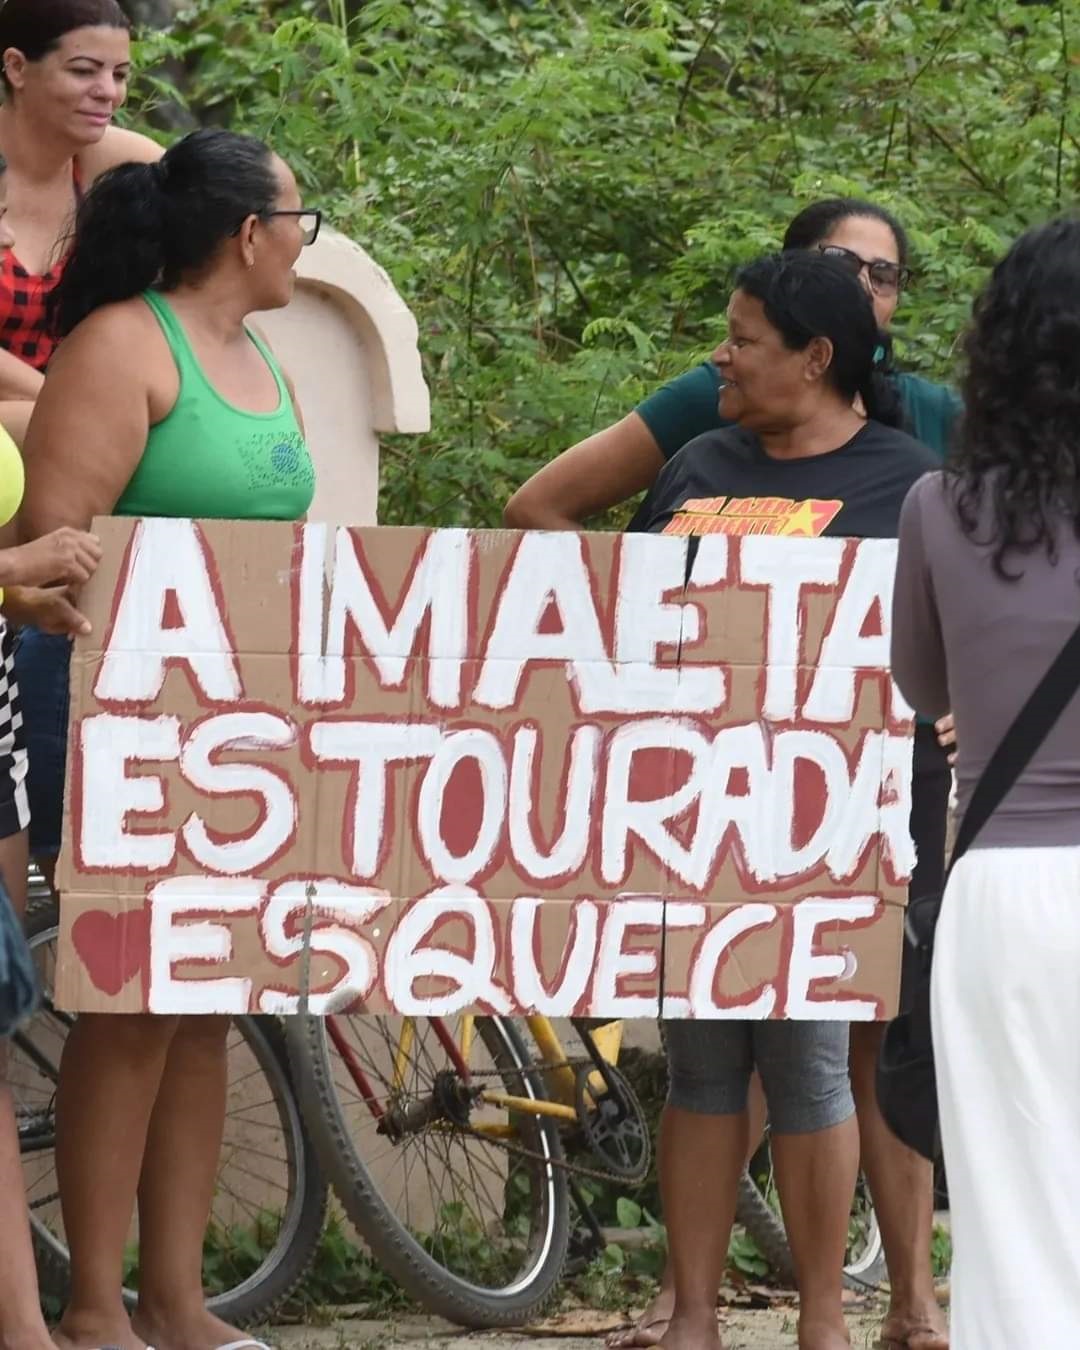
[285,1010,885,1328]
[12,887,329,1324]
[285,1013,645,1324]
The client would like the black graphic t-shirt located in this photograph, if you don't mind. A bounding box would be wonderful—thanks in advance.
[631,420,939,541]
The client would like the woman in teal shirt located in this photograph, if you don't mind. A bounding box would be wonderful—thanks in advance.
[21,128,317,1350]
[506,198,960,530]
[506,198,953,1350]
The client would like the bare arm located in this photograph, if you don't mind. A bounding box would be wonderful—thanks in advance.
[21,307,152,539]
[78,125,163,184]
[503,412,665,531]
[0,348,43,402]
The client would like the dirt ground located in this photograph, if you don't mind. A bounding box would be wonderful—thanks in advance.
[268,1304,894,1350]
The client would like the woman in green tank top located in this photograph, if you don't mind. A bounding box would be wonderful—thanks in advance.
[21,128,317,1350]
[116,287,314,522]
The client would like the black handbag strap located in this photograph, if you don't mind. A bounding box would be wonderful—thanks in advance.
[948,616,1080,871]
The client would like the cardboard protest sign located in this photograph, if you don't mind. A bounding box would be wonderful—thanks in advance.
[56,518,914,1019]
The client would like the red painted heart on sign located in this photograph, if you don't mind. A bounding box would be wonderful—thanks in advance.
[71,908,150,997]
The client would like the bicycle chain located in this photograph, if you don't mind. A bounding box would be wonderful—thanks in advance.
[460,1117,635,1185]
[435,1058,645,1186]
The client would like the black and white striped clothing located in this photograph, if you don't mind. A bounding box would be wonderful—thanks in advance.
[0,622,30,839]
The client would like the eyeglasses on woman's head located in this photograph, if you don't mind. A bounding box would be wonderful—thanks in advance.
[817,243,911,296]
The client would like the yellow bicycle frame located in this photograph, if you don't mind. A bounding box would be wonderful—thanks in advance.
[389,1014,625,1127]
[390,1014,627,1128]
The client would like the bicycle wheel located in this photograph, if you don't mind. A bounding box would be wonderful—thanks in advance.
[286,1013,570,1327]
[735,1170,795,1285]
[12,897,328,1324]
[738,1144,887,1292]
[842,1177,886,1289]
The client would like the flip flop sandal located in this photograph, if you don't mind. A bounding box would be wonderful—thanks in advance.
[215,1342,273,1350]
[877,1331,949,1350]
[605,1317,671,1349]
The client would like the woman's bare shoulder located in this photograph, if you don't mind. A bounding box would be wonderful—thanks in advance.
[78,126,164,183]
[48,298,163,377]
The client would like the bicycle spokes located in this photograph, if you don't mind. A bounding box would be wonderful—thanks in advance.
[318,1014,565,1295]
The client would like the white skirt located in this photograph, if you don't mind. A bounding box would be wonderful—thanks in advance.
[932,845,1080,1349]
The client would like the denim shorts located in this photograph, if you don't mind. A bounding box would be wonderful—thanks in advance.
[664,1018,854,1134]
[12,628,71,858]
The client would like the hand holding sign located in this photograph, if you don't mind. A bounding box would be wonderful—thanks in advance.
[935,713,957,766]
[0,526,102,589]
[2,585,92,637]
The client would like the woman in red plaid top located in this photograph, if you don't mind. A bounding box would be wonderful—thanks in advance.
[0,0,162,879]
[0,0,160,446]
[0,13,161,1350]
[0,143,108,1350]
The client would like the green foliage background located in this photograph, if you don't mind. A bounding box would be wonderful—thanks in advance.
[127,0,1077,526]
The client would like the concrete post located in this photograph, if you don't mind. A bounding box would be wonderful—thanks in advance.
[256,226,431,525]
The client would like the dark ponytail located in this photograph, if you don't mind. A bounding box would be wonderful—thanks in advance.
[50,160,165,336]
[50,128,279,337]
[862,330,902,428]
[775,198,908,429]
[735,252,902,428]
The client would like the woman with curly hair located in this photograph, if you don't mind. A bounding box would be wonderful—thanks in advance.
[891,215,1080,1347]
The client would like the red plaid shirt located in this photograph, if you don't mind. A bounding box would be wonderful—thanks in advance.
[0,250,62,372]
[0,166,81,373]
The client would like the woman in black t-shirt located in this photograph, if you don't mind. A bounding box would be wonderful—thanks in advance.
[633,258,936,540]
[650,252,935,1350]
[518,200,951,1350]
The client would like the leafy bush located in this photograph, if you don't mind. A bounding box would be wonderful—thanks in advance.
[127,0,1076,526]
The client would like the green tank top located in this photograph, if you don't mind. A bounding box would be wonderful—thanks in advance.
[114,289,315,521]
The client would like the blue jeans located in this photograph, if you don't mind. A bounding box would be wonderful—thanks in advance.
[12,628,70,858]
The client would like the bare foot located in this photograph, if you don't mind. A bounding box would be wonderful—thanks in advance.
[798,1314,850,1350]
[608,1288,676,1349]
[0,1330,63,1350]
[132,1306,264,1350]
[878,1305,949,1350]
[52,1318,148,1350]
[658,1310,723,1350]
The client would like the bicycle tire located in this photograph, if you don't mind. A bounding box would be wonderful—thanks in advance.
[736,1161,887,1292]
[842,1196,887,1291]
[735,1169,796,1285]
[16,897,328,1325]
[286,1013,570,1328]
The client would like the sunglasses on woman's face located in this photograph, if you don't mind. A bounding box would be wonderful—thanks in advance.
[817,244,911,296]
